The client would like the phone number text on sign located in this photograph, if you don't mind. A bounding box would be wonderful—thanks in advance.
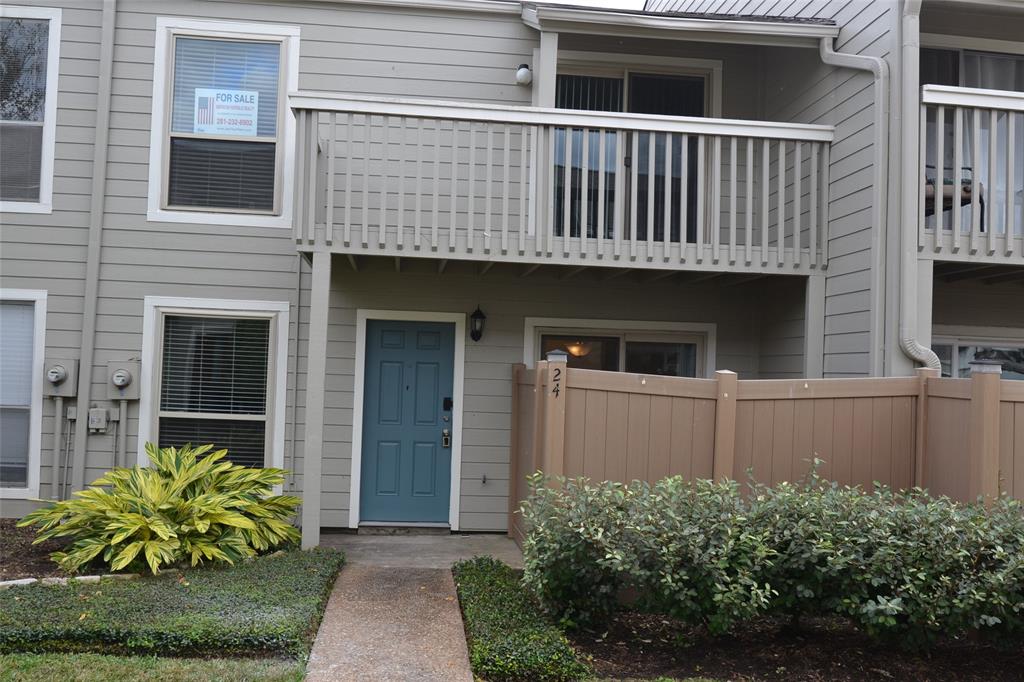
[194,88,259,137]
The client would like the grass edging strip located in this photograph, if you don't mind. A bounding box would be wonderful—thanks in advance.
[0,548,344,658]
[452,556,589,682]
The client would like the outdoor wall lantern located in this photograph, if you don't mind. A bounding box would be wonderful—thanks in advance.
[514,64,533,86]
[470,306,486,342]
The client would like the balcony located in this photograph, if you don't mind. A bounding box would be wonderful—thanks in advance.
[290,93,833,274]
[919,85,1024,264]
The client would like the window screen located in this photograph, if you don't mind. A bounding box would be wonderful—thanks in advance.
[0,17,49,202]
[0,302,35,487]
[158,315,271,467]
[166,36,281,212]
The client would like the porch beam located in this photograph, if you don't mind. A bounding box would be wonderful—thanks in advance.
[438,259,449,273]
[479,261,496,275]
[301,251,331,548]
[346,254,359,272]
[804,275,825,378]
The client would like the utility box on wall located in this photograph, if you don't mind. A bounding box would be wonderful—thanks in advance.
[106,360,141,401]
[42,357,78,398]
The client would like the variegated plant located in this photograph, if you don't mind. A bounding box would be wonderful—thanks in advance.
[18,443,301,574]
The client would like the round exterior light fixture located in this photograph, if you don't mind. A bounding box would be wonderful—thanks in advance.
[564,341,592,358]
[515,64,533,86]
[470,306,486,342]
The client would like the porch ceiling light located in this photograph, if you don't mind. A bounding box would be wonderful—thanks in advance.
[514,64,532,86]
[470,306,486,342]
[565,340,591,358]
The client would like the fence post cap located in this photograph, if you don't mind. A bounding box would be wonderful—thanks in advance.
[969,360,1003,375]
[714,369,737,376]
[545,349,569,363]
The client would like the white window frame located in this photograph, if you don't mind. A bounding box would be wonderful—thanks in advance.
[933,324,1024,378]
[147,18,299,228]
[138,297,289,469]
[523,317,717,378]
[0,289,46,499]
[0,6,61,214]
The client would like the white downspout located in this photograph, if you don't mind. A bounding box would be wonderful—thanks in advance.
[898,0,941,370]
[818,37,889,376]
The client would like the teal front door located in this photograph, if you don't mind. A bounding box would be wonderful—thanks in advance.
[360,320,455,523]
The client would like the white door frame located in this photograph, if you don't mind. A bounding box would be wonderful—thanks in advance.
[348,309,466,530]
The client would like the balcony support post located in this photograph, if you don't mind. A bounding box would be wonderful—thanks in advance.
[301,251,332,548]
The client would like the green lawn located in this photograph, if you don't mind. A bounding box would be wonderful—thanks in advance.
[0,653,303,682]
[0,549,343,657]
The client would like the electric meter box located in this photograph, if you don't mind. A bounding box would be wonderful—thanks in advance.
[106,360,141,400]
[43,358,78,398]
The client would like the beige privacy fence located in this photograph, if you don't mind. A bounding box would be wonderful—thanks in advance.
[509,359,1024,542]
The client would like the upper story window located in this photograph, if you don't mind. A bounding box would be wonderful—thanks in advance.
[0,6,61,213]
[148,19,299,228]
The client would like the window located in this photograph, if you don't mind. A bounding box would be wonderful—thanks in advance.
[148,19,299,227]
[0,289,45,498]
[933,338,1024,380]
[139,297,289,468]
[527,318,714,378]
[0,6,60,213]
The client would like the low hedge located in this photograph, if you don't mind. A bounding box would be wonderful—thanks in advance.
[0,549,344,657]
[452,556,589,681]
[520,472,1024,647]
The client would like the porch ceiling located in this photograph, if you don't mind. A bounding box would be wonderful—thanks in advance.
[935,262,1024,286]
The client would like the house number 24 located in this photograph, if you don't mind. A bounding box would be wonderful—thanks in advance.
[551,367,562,398]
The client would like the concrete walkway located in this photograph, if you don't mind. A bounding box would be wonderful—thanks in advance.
[305,533,522,681]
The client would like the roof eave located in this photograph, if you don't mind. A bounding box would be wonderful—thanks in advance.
[523,4,840,48]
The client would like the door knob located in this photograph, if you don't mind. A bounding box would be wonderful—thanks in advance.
[441,428,451,449]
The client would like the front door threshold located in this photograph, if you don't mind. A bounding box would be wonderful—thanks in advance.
[358,522,451,536]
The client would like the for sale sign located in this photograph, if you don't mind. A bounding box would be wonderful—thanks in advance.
[193,88,259,136]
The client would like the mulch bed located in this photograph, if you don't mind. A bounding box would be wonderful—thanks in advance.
[0,518,68,581]
[569,611,1024,681]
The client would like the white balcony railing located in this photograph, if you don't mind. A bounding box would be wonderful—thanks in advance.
[291,93,833,273]
[920,85,1024,262]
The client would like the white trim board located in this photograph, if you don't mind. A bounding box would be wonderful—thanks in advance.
[0,289,47,500]
[523,316,717,378]
[138,296,290,474]
[0,6,61,214]
[147,18,300,228]
[348,309,467,530]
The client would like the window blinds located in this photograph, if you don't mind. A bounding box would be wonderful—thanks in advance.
[159,315,270,467]
[167,37,280,211]
[0,301,35,487]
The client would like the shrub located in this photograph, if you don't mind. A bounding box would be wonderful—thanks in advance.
[519,475,626,626]
[520,472,1024,647]
[452,556,589,682]
[0,549,344,657]
[19,443,301,574]
[613,477,775,634]
[521,475,775,633]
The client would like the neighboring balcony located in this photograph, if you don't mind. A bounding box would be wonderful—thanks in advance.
[920,85,1024,264]
[290,93,833,275]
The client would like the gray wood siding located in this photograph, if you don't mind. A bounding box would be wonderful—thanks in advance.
[932,278,1024,332]
[760,1,897,376]
[319,260,801,530]
[1,0,539,519]
[1,0,104,512]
